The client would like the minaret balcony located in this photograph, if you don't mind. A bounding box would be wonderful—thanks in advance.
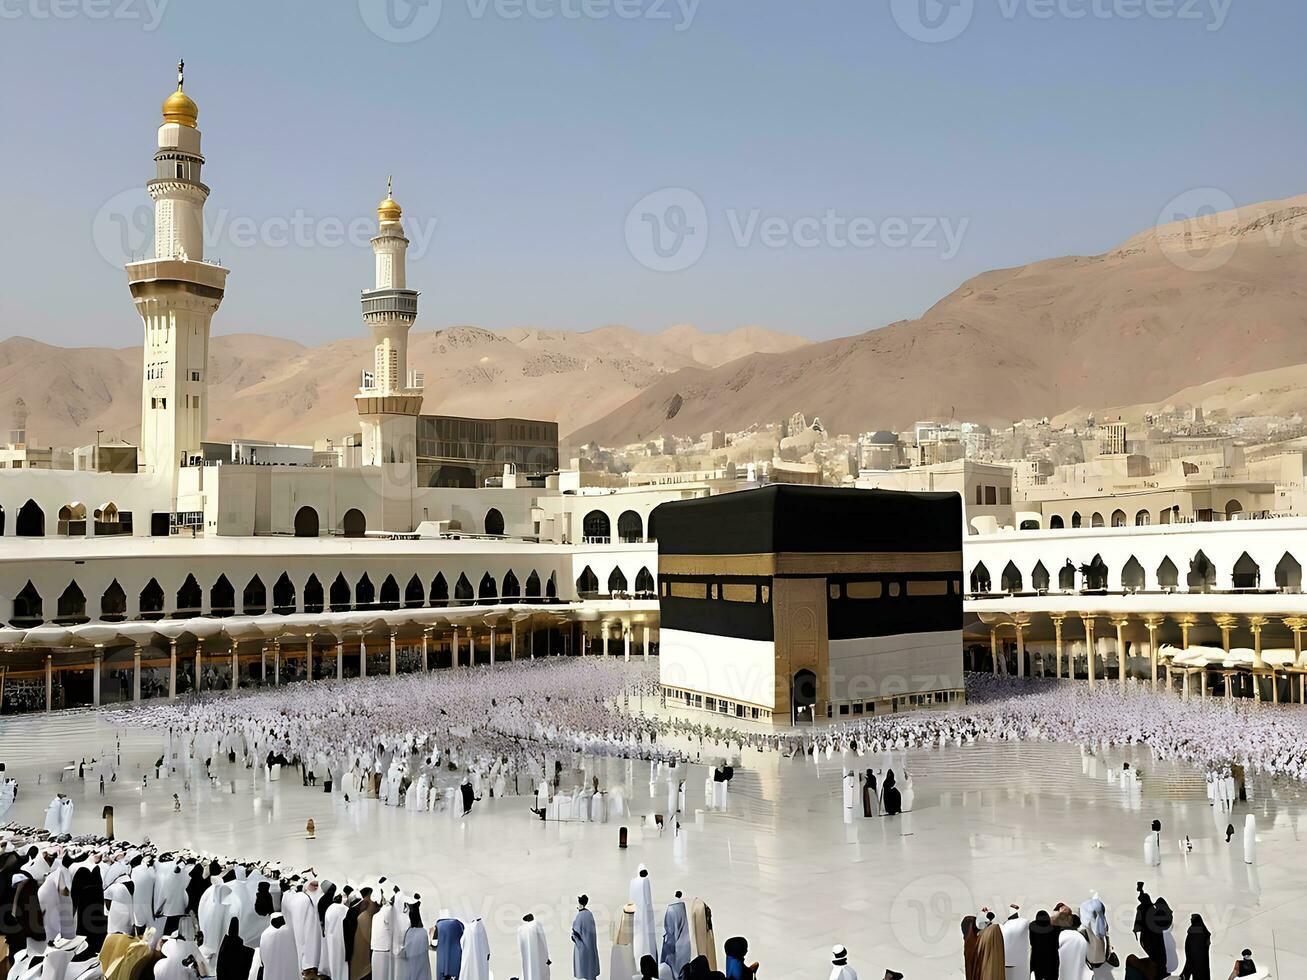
[361,287,419,317]
[126,257,228,298]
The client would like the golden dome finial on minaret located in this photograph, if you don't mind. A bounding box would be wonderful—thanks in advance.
[378,175,403,226]
[162,58,198,128]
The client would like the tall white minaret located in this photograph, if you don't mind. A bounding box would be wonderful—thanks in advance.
[356,179,423,528]
[127,60,228,494]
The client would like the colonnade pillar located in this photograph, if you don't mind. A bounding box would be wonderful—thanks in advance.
[509,623,516,662]
[336,641,344,681]
[306,637,314,682]
[93,649,102,707]
[1111,617,1129,691]
[1144,616,1163,691]
[490,627,497,664]
[452,629,460,666]
[45,654,52,712]
[1013,617,1027,678]
[169,638,178,699]
[260,643,267,683]
[231,643,239,692]
[133,645,142,702]
[274,640,281,686]
[989,628,999,676]
[643,625,650,659]
[389,631,397,677]
[624,626,631,662]
[194,641,203,694]
[359,637,367,679]
[1052,615,1065,680]
[1082,616,1097,688]
[604,626,612,658]
[422,628,431,671]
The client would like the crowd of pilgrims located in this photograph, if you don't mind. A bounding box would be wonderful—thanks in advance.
[957,887,1265,980]
[0,828,830,980]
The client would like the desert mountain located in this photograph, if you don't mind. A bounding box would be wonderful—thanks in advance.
[0,325,807,449]
[571,193,1307,446]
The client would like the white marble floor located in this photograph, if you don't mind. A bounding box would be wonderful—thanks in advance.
[3,708,1306,978]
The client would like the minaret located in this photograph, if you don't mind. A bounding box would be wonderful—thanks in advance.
[356,179,423,529]
[127,60,228,494]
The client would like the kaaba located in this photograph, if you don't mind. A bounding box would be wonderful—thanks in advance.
[651,485,964,724]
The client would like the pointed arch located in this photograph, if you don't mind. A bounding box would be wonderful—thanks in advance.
[304,574,325,614]
[355,573,376,609]
[1276,552,1302,592]
[582,511,611,543]
[139,578,165,620]
[16,499,44,537]
[176,574,202,616]
[210,574,235,616]
[1122,556,1146,592]
[618,510,643,543]
[1081,554,1108,591]
[1187,551,1216,593]
[273,572,296,614]
[1058,560,1077,591]
[577,566,599,596]
[379,574,400,610]
[341,508,366,538]
[1135,510,1151,526]
[1031,561,1050,593]
[1225,499,1243,519]
[1000,561,1022,593]
[969,562,991,594]
[405,574,425,608]
[546,571,557,600]
[1110,509,1127,528]
[478,572,498,603]
[1070,511,1082,529]
[243,575,266,615]
[1049,515,1064,529]
[525,570,542,600]
[330,573,352,612]
[1157,557,1179,590]
[430,572,449,606]
[635,566,655,596]
[502,570,521,600]
[1091,512,1105,528]
[100,579,127,622]
[12,581,42,627]
[453,573,474,606]
[1232,551,1260,590]
[55,581,87,624]
[608,566,628,595]
[483,508,505,536]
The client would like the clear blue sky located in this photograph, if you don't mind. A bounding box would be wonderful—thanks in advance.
[2,0,1304,347]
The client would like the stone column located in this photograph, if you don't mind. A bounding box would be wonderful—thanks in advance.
[1216,615,1235,659]
[305,638,314,682]
[45,654,53,712]
[133,644,142,702]
[274,640,281,686]
[452,629,460,667]
[1144,616,1163,691]
[1052,615,1065,680]
[194,641,203,694]
[467,626,475,665]
[490,627,497,664]
[990,628,1000,676]
[422,629,430,671]
[1013,620,1027,678]
[389,631,397,677]
[604,625,612,658]
[1182,667,1191,701]
[336,640,344,681]
[643,625,650,659]
[260,643,267,683]
[624,625,632,663]
[1249,616,1267,703]
[1082,617,1097,688]
[93,649,102,707]
[509,622,516,662]
[1112,617,1129,691]
[359,636,367,678]
[231,642,239,691]
[169,638,178,699]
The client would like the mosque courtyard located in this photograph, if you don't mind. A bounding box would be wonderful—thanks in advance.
[4,692,1306,978]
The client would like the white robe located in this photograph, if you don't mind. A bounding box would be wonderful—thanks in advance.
[459,919,491,980]
[629,874,656,964]
[132,864,158,929]
[1244,814,1257,864]
[516,919,549,980]
[59,798,74,834]
[828,967,857,980]
[1057,930,1091,980]
[260,924,301,980]
[106,880,135,936]
[323,903,350,980]
[283,889,323,972]
[43,799,64,835]
[371,901,395,980]
[1000,916,1030,980]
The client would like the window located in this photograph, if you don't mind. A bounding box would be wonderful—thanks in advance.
[985,486,997,505]
[191,371,201,381]
[1000,487,1011,505]
[975,485,983,505]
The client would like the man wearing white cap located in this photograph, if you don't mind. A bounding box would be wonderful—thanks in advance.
[828,945,857,980]
[629,865,656,963]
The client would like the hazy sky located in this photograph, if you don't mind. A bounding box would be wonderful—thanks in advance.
[2,0,1305,348]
